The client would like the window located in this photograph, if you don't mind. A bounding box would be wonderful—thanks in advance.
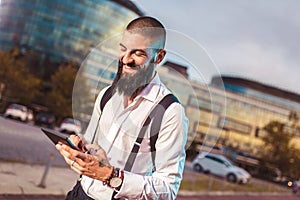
[218,117,252,135]
[188,96,222,113]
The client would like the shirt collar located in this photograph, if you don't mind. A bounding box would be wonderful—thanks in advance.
[137,72,162,102]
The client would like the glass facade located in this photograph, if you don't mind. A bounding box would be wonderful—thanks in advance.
[155,67,300,158]
[223,84,300,111]
[0,0,140,62]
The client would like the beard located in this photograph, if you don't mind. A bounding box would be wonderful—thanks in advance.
[114,60,154,97]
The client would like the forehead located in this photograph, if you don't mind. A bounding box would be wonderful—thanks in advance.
[120,31,161,50]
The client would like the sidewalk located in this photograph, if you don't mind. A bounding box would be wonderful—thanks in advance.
[0,160,295,198]
[0,161,77,196]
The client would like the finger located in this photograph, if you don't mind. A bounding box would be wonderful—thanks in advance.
[58,143,84,161]
[69,134,88,152]
[69,134,81,143]
[78,141,88,152]
[68,158,76,166]
[70,159,96,175]
[77,133,86,142]
[68,135,82,150]
[70,161,88,175]
[86,143,100,150]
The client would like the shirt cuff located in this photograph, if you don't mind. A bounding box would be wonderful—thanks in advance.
[114,171,144,199]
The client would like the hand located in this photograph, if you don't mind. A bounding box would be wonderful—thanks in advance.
[56,143,113,182]
[67,134,88,152]
[86,143,111,167]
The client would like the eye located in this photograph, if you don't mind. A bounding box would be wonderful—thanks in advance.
[134,50,147,57]
[120,46,126,52]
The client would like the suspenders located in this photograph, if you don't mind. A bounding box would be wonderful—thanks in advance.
[124,93,179,172]
[94,86,179,172]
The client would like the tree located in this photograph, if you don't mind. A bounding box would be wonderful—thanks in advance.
[261,121,300,179]
[47,61,79,122]
[0,48,41,106]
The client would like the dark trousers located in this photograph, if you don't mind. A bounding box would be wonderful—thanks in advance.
[65,181,94,200]
[65,180,119,200]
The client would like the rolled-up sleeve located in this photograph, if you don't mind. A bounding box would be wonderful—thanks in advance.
[115,103,188,200]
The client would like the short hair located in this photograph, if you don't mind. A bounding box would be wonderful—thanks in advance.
[126,16,166,48]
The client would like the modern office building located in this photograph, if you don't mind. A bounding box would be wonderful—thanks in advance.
[0,0,142,63]
[80,53,300,159]
[204,76,300,153]
[154,67,300,157]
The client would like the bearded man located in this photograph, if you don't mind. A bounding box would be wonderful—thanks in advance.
[56,16,188,200]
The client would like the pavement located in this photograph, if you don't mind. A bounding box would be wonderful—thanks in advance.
[0,160,298,200]
[0,161,77,196]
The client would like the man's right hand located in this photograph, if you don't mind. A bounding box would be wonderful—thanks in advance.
[67,134,88,152]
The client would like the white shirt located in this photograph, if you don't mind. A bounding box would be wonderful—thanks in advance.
[82,73,188,200]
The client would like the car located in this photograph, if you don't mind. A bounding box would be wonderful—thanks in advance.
[192,152,251,184]
[27,109,34,122]
[4,103,29,122]
[59,118,82,135]
[34,112,56,129]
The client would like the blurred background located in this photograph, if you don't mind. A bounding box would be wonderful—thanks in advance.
[0,0,300,196]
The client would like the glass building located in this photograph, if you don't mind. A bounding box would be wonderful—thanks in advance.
[0,0,143,121]
[0,0,142,63]
[158,69,300,170]
[80,54,300,161]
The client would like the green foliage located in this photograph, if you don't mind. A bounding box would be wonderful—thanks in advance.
[0,49,41,105]
[47,61,78,122]
[0,46,93,127]
[261,120,300,179]
[186,140,199,161]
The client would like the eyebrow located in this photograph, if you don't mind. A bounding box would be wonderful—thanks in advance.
[119,43,148,54]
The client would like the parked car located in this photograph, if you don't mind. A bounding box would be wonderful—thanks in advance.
[192,152,251,184]
[34,112,56,129]
[4,103,28,122]
[27,109,34,122]
[59,118,82,135]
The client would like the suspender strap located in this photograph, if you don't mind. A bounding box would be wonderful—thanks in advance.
[124,94,179,172]
[91,86,114,144]
[149,94,179,172]
[100,86,114,111]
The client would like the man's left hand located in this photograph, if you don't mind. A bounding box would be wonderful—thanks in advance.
[56,143,113,182]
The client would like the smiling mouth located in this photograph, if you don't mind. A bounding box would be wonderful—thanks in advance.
[122,65,137,74]
[126,62,137,68]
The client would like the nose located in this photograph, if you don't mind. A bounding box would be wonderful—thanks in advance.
[121,51,133,65]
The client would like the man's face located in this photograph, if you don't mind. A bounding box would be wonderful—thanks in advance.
[119,30,160,76]
[115,31,162,96]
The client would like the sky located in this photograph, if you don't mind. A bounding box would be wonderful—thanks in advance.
[133,0,300,95]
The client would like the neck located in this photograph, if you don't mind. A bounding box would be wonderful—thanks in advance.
[124,85,147,107]
[123,95,133,108]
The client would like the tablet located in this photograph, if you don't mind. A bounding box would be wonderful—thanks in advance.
[41,127,77,149]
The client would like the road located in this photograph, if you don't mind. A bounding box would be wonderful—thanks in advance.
[0,116,66,166]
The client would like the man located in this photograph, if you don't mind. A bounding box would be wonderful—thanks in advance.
[56,16,188,200]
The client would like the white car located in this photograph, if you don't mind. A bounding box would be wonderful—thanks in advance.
[192,152,251,184]
[27,109,34,122]
[59,118,82,135]
[4,103,28,122]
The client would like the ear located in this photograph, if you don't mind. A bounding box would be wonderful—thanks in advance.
[154,49,166,64]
